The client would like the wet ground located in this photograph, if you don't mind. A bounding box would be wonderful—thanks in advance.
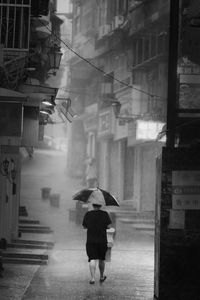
[1,148,154,299]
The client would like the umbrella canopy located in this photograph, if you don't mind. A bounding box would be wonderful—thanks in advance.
[72,187,119,206]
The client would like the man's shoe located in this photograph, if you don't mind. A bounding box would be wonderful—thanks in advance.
[100,276,107,283]
[89,280,95,284]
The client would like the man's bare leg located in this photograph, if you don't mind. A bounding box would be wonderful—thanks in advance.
[89,259,97,283]
[99,260,106,280]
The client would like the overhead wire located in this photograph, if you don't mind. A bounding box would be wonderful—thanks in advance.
[39,20,166,100]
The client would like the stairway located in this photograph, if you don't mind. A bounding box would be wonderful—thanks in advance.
[2,206,54,266]
[2,249,48,265]
[110,203,155,235]
[19,224,53,234]
[9,239,54,250]
[18,210,53,235]
[19,206,28,217]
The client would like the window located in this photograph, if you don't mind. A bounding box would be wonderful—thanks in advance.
[117,0,128,15]
[137,38,143,64]
[132,32,168,67]
[144,38,150,61]
[124,144,134,200]
[151,35,157,57]
[88,132,96,158]
[74,3,81,35]
[99,0,107,26]
[74,17,80,35]
[0,1,31,50]
[102,72,114,96]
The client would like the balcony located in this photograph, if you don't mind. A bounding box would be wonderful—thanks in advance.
[132,33,168,70]
[32,23,52,39]
[129,0,145,11]
[31,11,50,27]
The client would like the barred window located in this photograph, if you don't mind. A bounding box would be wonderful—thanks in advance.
[0,0,31,50]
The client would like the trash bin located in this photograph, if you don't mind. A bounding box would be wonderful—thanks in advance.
[41,187,51,200]
[50,193,60,207]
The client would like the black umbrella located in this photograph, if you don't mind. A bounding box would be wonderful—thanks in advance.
[72,187,119,206]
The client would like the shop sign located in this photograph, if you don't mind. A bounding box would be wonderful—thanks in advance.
[179,74,200,109]
[128,120,164,145]
[136,120,164,141]
[98,109,114,138]
[172,171,200,210]
[178,57,200,75]
[128,120,165,145]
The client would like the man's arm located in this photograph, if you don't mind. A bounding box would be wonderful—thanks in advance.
[106,212,112,229]
[82,212,88,229]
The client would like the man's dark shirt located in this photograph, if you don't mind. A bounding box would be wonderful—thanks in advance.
[82,210,111,244]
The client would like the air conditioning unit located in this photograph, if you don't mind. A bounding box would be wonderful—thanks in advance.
[114,15,124,28]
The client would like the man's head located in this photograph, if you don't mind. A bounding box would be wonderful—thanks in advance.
[92,204,101,210]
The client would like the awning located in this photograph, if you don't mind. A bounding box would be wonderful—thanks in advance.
[18,84,58,107]
[18,84,58,96]
[0,88,28,102]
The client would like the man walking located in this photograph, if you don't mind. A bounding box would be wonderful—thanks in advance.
[82,200,112,284]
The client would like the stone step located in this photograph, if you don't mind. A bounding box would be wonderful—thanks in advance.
[19,228,53,234]
[3,257,47,265]
[131,223,155,230]
[19,225,53,234]
[117,217,155,235]
[8,243,50,250]
[11,239,54,248]
[19,224,52,230]
[2,248,48,265]
[131,224,155,236]
[115,211,155,219]
[118,217,154,224]
[2,251,48,261]
[19,218,40,225]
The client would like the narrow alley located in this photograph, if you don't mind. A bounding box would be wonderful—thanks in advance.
[1,147,154,300]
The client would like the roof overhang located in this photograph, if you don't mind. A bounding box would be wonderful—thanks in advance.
[18,84,58,106]
[0,88,28,102]
[18,84,58,96]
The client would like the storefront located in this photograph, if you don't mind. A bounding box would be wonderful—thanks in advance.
[128,119,164,212]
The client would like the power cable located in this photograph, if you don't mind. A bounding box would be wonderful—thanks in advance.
[39,20,166,100]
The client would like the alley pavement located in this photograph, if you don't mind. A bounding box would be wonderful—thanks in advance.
[0,148,154,300]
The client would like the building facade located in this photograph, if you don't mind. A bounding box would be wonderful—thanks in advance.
[67,0,169,214]
[0,0,66,242]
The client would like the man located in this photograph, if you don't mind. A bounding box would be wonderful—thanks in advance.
[82,200,112,284]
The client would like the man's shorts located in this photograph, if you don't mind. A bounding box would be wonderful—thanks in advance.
[86,242,108,262]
